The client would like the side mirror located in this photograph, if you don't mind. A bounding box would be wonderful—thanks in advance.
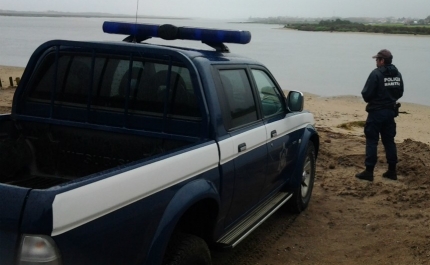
[286,91,304,112]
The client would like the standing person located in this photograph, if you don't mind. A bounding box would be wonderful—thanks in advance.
[355,49,404,181]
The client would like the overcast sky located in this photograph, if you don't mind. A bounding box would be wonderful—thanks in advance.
[1,0,429,19]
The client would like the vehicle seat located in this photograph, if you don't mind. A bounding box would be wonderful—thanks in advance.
[119,66,143,98]
[138,70,189,114]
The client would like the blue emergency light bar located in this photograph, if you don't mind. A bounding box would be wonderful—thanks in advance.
[102,21,251,52]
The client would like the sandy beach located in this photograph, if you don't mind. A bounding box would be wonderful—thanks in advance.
[0,66,24,113]
[1,65,430,264]
[305,93,430,145]
[0,65,23,87]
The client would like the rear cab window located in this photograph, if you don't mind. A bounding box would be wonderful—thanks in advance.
[22,48,203,135]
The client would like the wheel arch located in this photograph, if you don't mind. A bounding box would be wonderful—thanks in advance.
[286,125,318,191]
[145,178,220,264]
[309,126,320,159]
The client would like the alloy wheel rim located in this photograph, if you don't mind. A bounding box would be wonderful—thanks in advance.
[301,157,311,198]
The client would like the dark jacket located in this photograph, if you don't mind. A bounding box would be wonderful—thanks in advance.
[361,64,404,112]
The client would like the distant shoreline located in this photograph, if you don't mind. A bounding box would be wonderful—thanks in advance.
[0,10,189,20]
[278,27,430,38]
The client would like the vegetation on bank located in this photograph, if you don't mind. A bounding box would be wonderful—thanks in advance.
[285,19,430,35]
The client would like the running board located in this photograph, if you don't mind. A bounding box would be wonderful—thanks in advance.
[216,191,292,248]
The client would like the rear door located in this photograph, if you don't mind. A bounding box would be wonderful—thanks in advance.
[0,185,30,264]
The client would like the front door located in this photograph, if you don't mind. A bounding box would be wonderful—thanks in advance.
[250,69,300,198]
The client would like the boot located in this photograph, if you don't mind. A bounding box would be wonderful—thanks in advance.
[355,170,374,181]
[383,170,397,180]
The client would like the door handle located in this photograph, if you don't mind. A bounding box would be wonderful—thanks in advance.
[271,130,277,138]
[238,143,246,152]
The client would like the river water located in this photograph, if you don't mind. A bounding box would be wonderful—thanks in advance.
[1,16,429,106]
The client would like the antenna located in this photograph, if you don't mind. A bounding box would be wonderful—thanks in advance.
[133,0,140,43]
[135,0,140,24]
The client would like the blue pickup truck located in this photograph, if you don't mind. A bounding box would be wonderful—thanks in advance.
[0,22,319,265]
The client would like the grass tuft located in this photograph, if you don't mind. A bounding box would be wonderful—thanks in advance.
[337,121,366,130]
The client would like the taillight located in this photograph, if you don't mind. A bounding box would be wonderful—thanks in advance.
[18,235,62,265]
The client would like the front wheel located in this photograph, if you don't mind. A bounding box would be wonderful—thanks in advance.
[287,142,316,213]
[163,233,211,265]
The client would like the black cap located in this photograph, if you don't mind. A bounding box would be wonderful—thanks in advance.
[372,49,393,59]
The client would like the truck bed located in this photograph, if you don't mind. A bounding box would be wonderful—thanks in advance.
[0,119,192,189]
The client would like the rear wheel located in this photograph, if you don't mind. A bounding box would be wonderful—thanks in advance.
[288,142,316,213]
[163,233,211,265]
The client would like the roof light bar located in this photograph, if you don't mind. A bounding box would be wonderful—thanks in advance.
[102,21,251,45]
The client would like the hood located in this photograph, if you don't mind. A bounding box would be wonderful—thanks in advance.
[379,64,399,77]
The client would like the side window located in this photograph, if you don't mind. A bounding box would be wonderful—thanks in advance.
[219,69,258,129]
[251,69,284,117]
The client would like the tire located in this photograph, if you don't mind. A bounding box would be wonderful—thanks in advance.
[163,233,212,265]
[287,142,316,213]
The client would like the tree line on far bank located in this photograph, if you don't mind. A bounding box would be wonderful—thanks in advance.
[285,19,430,35]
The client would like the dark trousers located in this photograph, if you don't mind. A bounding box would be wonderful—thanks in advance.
[364,109,398,168]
